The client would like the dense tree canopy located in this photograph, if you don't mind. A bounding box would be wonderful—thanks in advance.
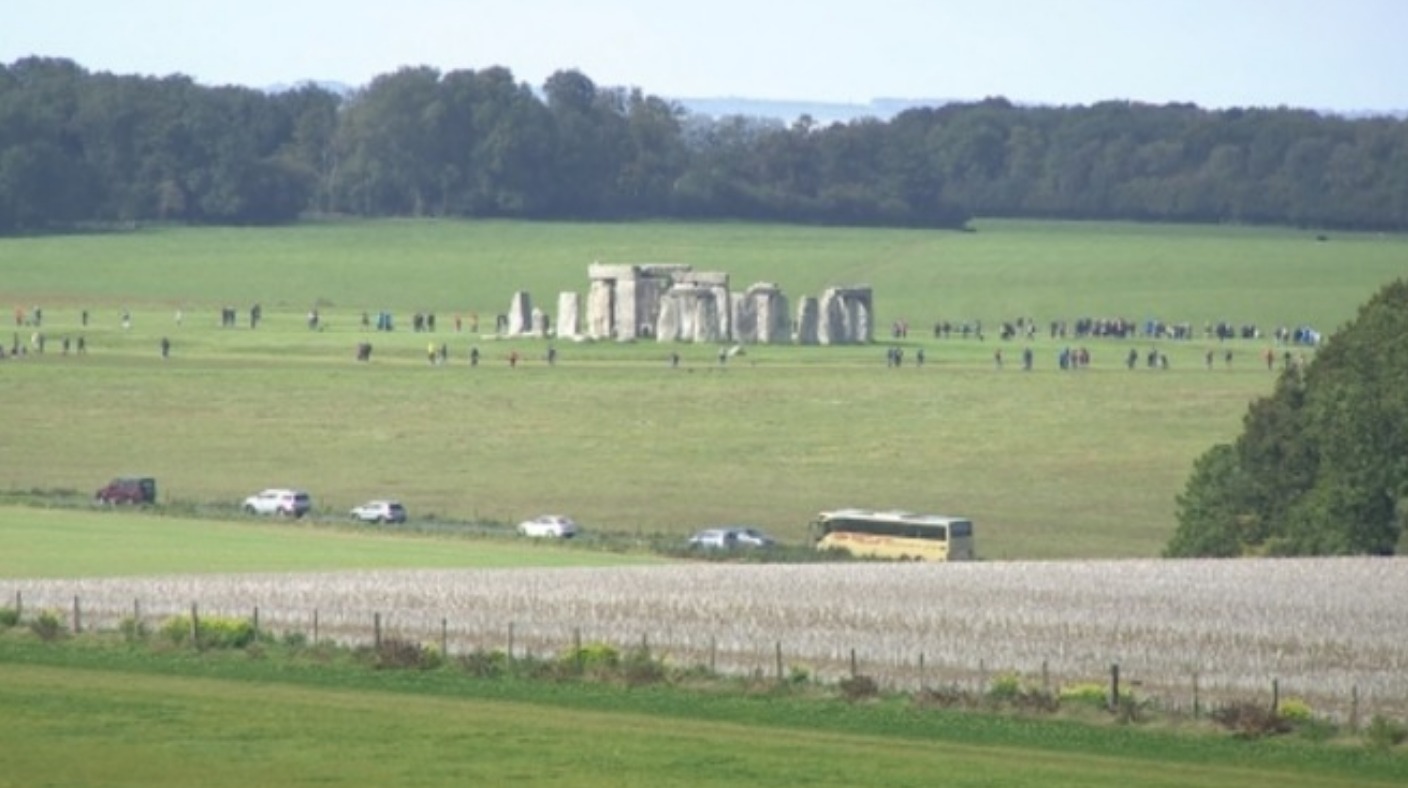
[1166,279,1408,557]
[4,57,1408,232]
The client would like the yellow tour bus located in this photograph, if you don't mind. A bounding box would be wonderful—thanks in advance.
[811,509,975,561]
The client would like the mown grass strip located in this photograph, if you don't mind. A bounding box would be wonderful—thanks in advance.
[0,637,1402,786]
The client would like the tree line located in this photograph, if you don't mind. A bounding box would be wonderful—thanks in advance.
[3,56,1408,233]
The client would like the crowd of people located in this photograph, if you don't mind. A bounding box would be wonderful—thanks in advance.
[4,303,1320,373]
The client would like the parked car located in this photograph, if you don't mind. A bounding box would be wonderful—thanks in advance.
[689,526,776,549]
[516,514,578,538]
[688,528,740,550]
[242,488,311,518]
[729,527,777,548]
[350,500,407,524]
[95,476,157,505]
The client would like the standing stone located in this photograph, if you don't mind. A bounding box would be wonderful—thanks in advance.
[508,291,533,336]
[656,285,722,343]
[732,290,759,344]
[615,278,640,340]
[817,286,872,344]
[587,280,614,339]
[556,292,580,339]
[795,297,819,345]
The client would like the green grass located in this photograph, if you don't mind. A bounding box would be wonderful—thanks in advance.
[3,218,1403,558]
[0,507,660,578]
[0,639,1402,788]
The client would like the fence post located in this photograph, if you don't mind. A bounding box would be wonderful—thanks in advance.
[709,635,717,674]
[1350,685,1360,733]
[573,628,582,674]
[507,622,515,665]
[190,602,199,649]
[441,618,448,658]
[14,590,20,619]
[640,632,649,657]
[918,652,926,693]
[774,641,783,683]
[1192,671,1201,719]
[849,648,858,679]
[1271,678,1279,714]
[252,606,259,638]
[312,608,319,645]
[373,612,382,650]
[1109,663,1121,712]
[72,595,81,634]
[1041,659,1049,692]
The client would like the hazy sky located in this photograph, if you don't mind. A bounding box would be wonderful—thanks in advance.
[4,0,1405,111]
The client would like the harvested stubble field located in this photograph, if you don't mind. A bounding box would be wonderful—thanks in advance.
[15,556,1407,720]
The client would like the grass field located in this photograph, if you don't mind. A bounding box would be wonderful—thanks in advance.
[1,646,1402,788]
[3,218,1405,558]
[0,507,660,578]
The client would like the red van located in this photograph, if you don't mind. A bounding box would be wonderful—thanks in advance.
[95,477,157,505]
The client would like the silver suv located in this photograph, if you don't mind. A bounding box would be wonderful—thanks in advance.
[243,488,312,518]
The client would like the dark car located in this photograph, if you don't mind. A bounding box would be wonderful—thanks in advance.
[95,476,157,505]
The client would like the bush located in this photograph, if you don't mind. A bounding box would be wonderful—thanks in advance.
[913,684,972,709]
[367,638,443,670]
[280,631,308,649]
[1059,682,1110,711]
[559,642,620,675]
[159,614,257,649]
[987,672,1023,702]
[0,607,18,628]
[620,645,667,686]
[837,674,880,702]
[1211,701,1292,738]
[1365,715,1408,751]
[118,615,149,643]
[29,610,66,642]
[1278,697,1313,724]
[459,648,510,678]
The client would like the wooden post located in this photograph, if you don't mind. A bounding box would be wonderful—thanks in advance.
[1271,678,1280,714]
[190,602,200,649]
[1041,659,1049,692]
[1192,672,1201,719]
[775,641,783,683]
[573,628,582,674]
[440,618,448,658]
[709,635,717,674]
[849,648,858,679]
[252,606,259,637]
[312,608,319,645]
[1350,685,1360,732]
[373,612,382,650]
[72,595,81,634]
[1109,664,1121,712]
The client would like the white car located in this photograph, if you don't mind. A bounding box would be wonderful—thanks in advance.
[688,528,740,549]
[516,514,578,538]
[242,488,312,518]
[350,500,406,524]
[689,526,777,549]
